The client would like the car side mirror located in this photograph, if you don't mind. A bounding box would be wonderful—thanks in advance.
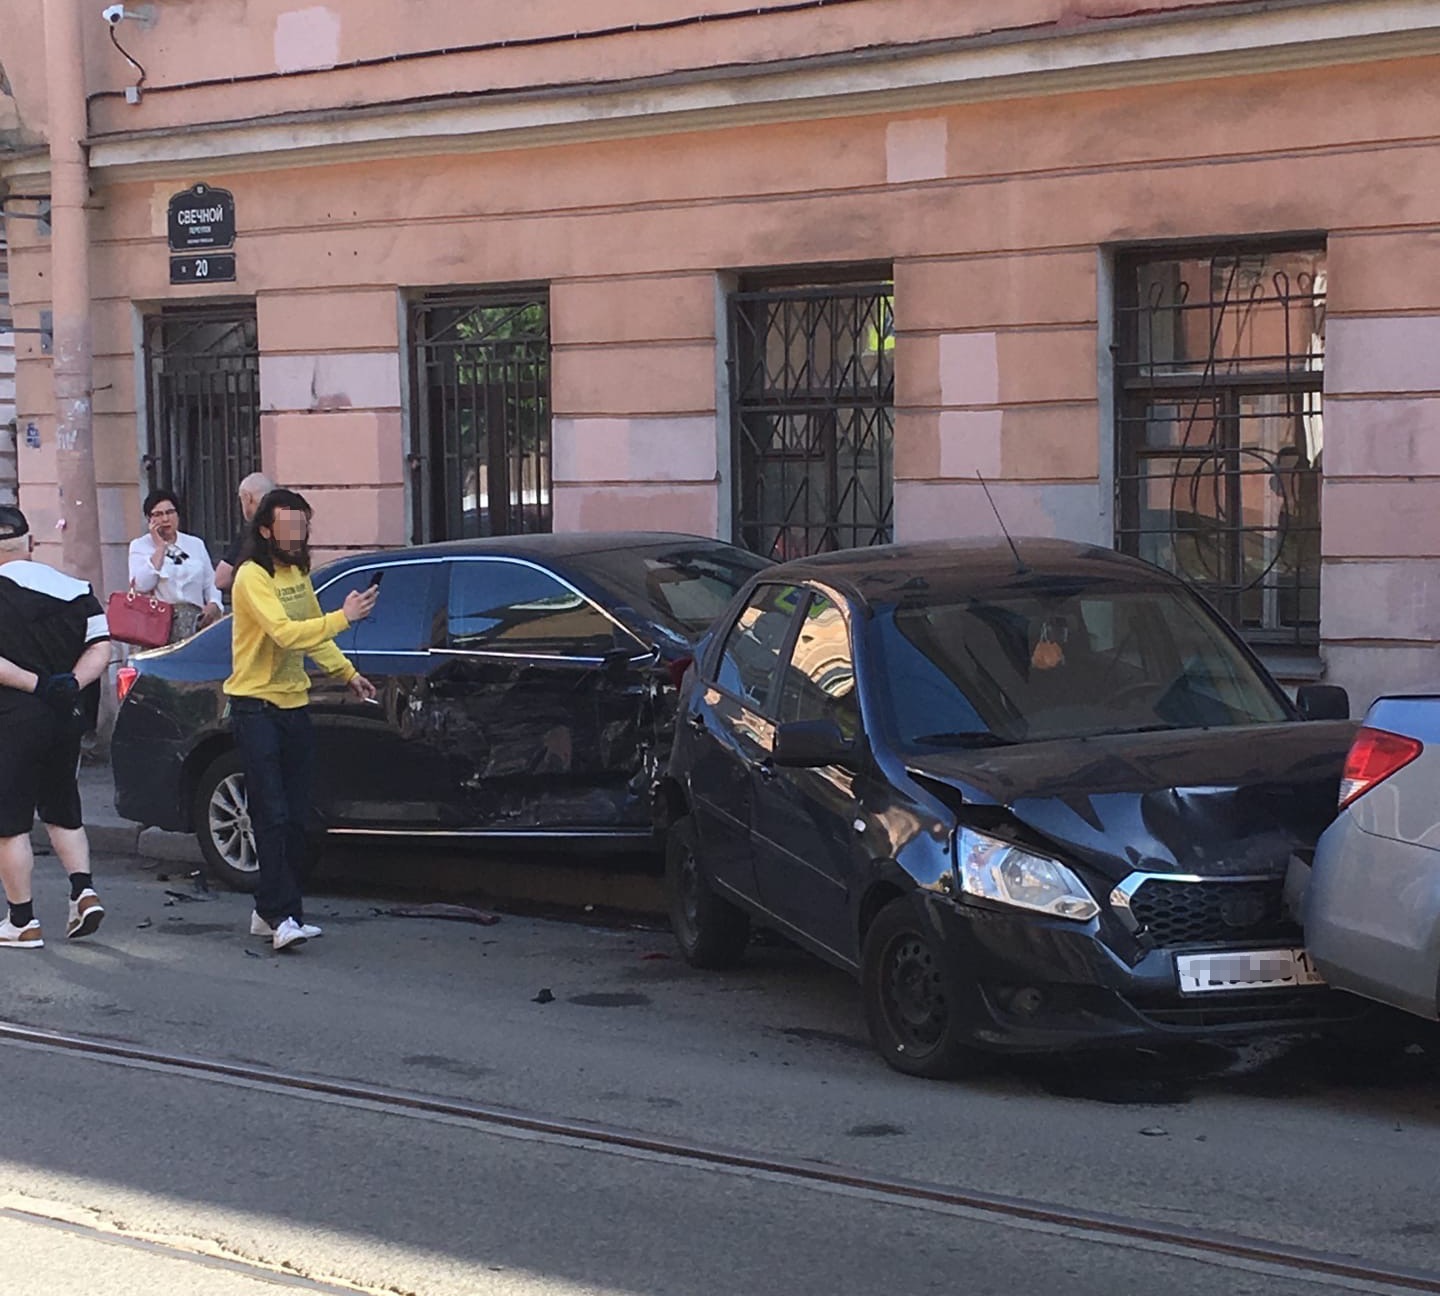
[1296,684,1350,721]
[774,719,855,769]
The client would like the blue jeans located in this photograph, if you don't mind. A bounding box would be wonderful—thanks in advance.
[230,699,314,926]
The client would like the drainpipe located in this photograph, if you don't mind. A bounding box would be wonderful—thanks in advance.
[43,0,103,597]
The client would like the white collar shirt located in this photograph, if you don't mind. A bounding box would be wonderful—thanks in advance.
[128,531,221,609]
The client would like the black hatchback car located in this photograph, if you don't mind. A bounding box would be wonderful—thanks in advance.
[659,538,1366,1077]
[113,532,769,888]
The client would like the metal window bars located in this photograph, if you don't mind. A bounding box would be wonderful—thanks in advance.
[1114,245,1326,648]
[730,279,895,561]
[143,307,261,555]
[410,292,551,543]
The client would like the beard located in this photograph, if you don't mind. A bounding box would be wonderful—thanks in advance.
[271,538,311,572]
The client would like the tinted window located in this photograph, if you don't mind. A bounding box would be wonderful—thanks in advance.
[780,593,859,740]
[447,560,621,656]
[872,583,1289,750]
[567,542,772,639]
[316,563,443,654]
[714,583,803,713]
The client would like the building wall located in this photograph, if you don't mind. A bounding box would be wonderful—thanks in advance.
[4,4,1440,706]
[0,237,15,507]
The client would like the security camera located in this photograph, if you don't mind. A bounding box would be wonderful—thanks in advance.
[102,4,131,23]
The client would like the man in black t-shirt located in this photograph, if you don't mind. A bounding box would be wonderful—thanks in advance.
[0,506,113,949]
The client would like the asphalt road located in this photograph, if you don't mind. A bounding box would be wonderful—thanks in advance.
[2,853,1439,1295]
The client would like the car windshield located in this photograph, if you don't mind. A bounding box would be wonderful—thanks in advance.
[872,582,1289,749]
[569,543,772,638]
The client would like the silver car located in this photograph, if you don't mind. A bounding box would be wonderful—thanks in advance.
[1306,696,1440,1020]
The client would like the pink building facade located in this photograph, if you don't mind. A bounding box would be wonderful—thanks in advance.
[2,0,1438,702]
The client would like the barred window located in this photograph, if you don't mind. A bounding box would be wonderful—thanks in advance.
[730,270,894,561]
[410,291,551,543]
[144,307,261,556]
[1115,243,1326,649]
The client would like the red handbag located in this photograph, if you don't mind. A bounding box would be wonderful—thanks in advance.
[107,586,174,648]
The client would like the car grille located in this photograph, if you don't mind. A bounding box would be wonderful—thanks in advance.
[1127,877,1300,948]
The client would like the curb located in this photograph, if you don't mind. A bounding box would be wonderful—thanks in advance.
[31,821,200,864]
[31,822,139,857]
[138,827,205,865]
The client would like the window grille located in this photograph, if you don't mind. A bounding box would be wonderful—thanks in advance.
[410,291,551,543]
[1115,243,1326,648]
[730,275,894,560]
[143,307,261,554]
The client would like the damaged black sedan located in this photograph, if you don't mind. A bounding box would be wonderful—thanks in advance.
[660,538,1365,1077]
[113,533,769,889]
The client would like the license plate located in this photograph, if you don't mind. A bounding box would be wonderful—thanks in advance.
[1176,948,1325,994]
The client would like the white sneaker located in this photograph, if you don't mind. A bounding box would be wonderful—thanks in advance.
[68,889,105,939]
[0,918,44,949]
[272,917,309,952]
[252,912,322,939]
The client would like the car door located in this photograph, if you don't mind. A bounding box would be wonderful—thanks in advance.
[683,582,807,903]
[308,559,450,826]
[423,557,653,832]
[750,588,868,959]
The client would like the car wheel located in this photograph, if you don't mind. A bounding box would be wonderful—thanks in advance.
[861,896,981,1080]
[666,815,749,969]
[192,750,260,893]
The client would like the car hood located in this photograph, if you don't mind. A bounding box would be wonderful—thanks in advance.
[907,722,1355,884]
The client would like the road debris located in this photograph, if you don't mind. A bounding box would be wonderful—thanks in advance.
[533,988,555,1004]
[374,903,500,925]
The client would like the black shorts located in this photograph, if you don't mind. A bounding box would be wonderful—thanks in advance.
[0,698,84,838]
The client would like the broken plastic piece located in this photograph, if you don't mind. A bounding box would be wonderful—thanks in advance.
[382,903,499,926]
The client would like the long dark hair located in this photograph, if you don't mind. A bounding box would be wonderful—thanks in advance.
[239,488,313,575]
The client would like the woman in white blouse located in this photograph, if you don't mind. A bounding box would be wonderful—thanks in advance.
[127,490,223,643]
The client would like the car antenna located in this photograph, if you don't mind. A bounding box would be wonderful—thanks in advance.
[976,472,1028,574]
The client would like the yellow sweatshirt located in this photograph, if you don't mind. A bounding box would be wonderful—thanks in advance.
[224,561,356,708]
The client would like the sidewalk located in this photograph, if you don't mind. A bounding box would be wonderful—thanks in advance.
[30,759,202,866]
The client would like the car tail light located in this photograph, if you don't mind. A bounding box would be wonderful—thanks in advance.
[666,655,693,691]
[116,665,139,703]
[1338,726,1422,810]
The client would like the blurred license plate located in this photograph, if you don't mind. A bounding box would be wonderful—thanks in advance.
[1176,948,1325,994]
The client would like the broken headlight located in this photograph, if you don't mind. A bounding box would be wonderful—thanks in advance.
[955,827,1099,922]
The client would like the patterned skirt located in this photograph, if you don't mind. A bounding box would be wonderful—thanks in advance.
[169,601,205,643]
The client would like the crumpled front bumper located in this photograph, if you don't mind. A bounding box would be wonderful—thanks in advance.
[919,891,1370,1054]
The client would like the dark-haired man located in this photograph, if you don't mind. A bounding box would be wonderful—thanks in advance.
[226,489,377,951]
[0,506,111,949]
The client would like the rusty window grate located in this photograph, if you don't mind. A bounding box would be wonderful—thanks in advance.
[1114,243,1326,649]
[410,291,551,543]
[143,306,261,555]
[730,275,894,560]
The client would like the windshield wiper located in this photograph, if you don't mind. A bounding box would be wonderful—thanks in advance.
[1075,723,1183,740]
[911,732,1015,749]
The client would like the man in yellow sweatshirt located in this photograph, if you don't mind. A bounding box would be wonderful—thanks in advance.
[225,489,377,952]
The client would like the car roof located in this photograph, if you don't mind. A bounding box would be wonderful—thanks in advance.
[759,538,1183,607]
[320,532,743,573]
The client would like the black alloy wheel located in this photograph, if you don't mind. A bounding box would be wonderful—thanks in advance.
[861,896,981,1079]
[665,815,750,969]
